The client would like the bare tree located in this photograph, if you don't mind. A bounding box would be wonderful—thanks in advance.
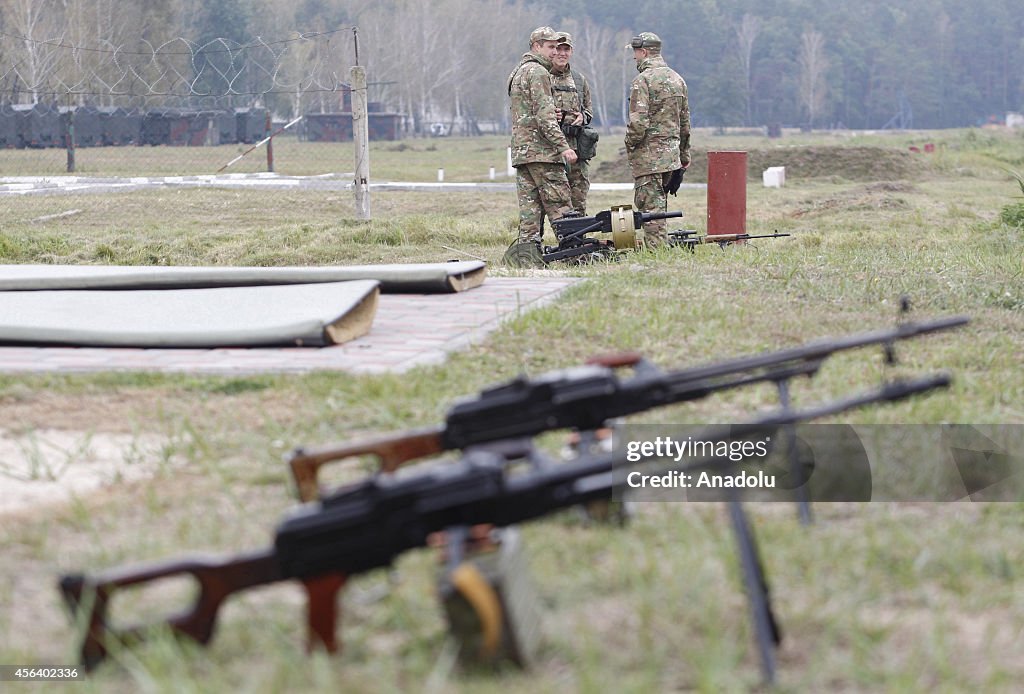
[4,0,67,103]
[735,13,761,127]
[457,0,548,134]
[935,11,952,126]
[798,29,828,128]
[55,0,144,105]
[356,1,458,133]
[357,0,547,135]
[561,18,632,132]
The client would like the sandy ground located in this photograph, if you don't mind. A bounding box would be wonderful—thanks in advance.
[0,428,167,516]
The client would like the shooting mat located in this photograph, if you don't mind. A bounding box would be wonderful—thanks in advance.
[0,280,379,347]
[0,261,486,294]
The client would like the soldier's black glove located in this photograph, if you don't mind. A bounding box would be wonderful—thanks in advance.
[664,168,685,196]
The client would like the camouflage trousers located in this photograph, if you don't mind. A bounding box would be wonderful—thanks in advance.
[633,171,672,248]
[516,162,575,244]
[567,159,590,214]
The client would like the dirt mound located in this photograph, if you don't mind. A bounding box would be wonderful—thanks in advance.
[595,145,927,183]
[788,183,917,218]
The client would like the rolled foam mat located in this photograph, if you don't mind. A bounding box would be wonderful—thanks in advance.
[0,261,486,294]
[0,280,379,347]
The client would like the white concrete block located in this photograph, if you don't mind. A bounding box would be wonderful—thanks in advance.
[763,166,786,188]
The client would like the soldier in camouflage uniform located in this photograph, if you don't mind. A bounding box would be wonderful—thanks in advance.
[550,33,594,214]
[625,32,691,248]
[508,26,578,245]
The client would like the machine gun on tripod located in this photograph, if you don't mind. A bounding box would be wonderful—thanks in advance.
[58,313,967,685]
[502,205,682,267]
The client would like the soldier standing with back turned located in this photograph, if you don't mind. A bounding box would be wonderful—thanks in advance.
[550,32,595,214]
[508,26,578,247]
[625,32,690,248]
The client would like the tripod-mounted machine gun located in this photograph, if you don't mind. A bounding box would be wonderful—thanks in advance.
[503,204,790,267]
[58,312,968,684]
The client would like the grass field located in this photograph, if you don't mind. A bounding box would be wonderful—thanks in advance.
[1,127,1023,692]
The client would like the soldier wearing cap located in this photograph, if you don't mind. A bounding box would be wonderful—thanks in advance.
[550,32,594,213]
[507,26,578,245]
[625,32,691,248]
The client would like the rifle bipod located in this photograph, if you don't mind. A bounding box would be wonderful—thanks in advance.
[727,497,783,684]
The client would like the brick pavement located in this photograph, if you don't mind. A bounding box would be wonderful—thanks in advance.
[0,277,579,375]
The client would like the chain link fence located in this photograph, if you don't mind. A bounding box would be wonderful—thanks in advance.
[1,27,406,177]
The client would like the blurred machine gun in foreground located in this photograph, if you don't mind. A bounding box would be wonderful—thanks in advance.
[59,312,968,684]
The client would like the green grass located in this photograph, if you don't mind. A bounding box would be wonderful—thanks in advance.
[1,128,1023,692]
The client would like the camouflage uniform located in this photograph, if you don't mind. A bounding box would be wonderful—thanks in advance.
[508,29,574,244]
[550,61,593,214]
[625,33,690,247]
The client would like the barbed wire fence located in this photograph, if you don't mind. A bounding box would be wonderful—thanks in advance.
[0,27,402,177]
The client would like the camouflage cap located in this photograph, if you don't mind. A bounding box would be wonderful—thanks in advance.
[556,32,574,47]
[629,32,662,49]
[530,26,567,45]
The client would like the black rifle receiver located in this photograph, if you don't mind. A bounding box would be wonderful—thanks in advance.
[438,315,968,449]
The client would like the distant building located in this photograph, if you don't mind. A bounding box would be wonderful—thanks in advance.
[303,112,404,141]
[1007,112,1024,128]
[302,83,405,141]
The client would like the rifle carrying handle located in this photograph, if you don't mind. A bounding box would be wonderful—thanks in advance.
[58,550,280,671]
[288,427,446,502]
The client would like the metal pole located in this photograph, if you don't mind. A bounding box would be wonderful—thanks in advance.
[351,65,371,220]
[266,111,274,173]
[65,107,75,173]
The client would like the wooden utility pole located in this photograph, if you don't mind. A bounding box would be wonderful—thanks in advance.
[351,65,371,220]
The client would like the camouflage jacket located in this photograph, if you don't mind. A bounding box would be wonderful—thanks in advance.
[508,52,569,166]
[625,55,691,177]
[550,65,593,154]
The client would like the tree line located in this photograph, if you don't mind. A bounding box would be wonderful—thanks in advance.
[1,0,1021,133]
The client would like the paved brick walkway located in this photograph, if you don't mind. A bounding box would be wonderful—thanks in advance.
[0,277,578,375]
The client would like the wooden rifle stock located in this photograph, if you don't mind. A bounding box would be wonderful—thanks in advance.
[288,426,445,502]
[59,550,348,671]
[287,356,651,502]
